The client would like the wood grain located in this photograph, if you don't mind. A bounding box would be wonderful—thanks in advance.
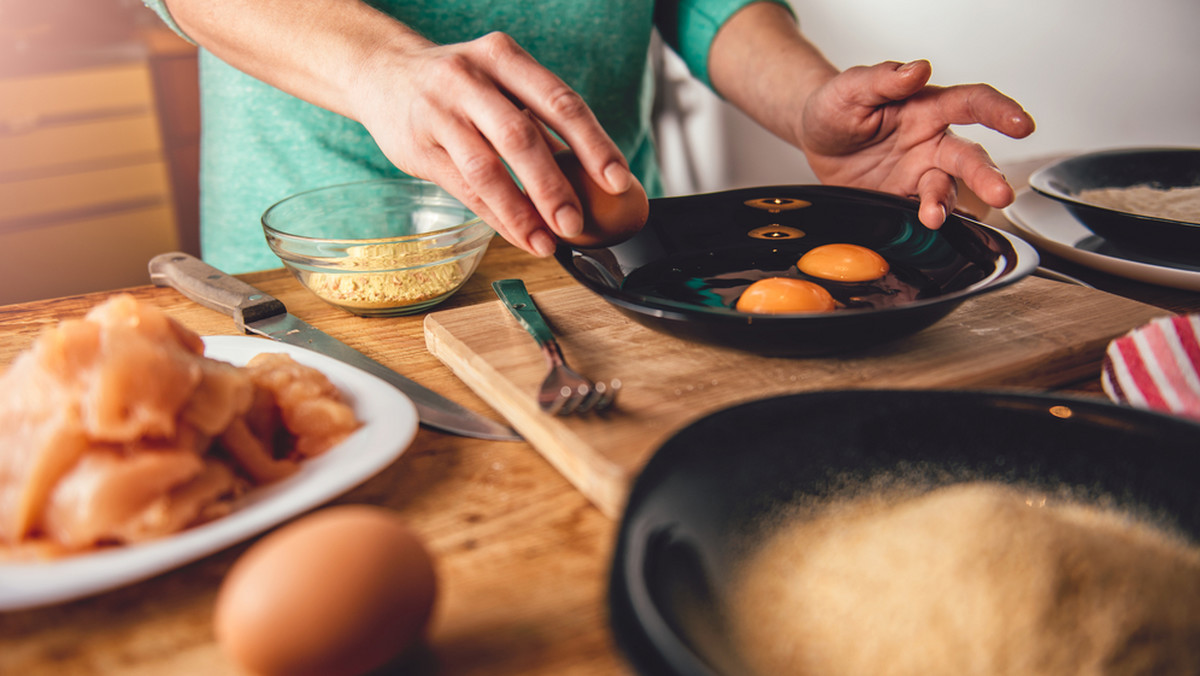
[425,277,1168,518]
[0,244,632,676]
[0,218,1191,676]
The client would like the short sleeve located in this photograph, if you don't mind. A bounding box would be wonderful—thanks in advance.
[655,0,795,89]
[141,0,196,44]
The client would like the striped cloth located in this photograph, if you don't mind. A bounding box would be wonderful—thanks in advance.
[1102,314,1200,421]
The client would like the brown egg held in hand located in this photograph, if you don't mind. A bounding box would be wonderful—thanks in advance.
[214,505,437,676]
[736,277,837,314]
[553,149,649,248]
[798,243,890,282]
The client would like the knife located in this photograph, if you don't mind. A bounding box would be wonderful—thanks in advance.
[148,252,522,442]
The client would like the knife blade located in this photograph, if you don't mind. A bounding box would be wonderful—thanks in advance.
[148,252,522,442]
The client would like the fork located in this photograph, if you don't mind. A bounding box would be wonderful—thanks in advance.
[493,279,620,415]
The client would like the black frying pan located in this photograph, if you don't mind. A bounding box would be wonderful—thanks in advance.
[609,390,1200,676]
[555,185,1037,356]
[556,182,1036,357]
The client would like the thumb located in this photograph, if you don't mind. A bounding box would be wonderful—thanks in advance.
[872,59,932,103]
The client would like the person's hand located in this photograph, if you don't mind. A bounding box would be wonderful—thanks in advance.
[351,32,636,256]
[798,59,1035,228]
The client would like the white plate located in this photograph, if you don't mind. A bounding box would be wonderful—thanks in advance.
[1004,189,1200,292]
[0,335,418,611]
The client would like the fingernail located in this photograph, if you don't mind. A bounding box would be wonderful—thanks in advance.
[899,60,920,73]
[923,203,946,229]
[529,229,557,258]
[604,162,632,193]
[555,204,583,238]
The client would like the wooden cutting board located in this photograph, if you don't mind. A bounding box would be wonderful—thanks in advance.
[424,277,1168,518]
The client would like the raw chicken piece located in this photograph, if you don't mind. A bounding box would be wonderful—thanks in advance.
[0,294,359,558]
[0,295,251,549]
[244,352,359,458]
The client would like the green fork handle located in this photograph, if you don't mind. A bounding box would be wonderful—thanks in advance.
[492,279,559,356]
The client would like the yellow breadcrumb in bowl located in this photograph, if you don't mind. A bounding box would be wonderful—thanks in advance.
[263,179,494,316]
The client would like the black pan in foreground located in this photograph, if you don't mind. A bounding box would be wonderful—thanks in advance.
[609,390,1200,676]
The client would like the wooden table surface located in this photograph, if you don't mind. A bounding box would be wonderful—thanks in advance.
[2,161,1198,675]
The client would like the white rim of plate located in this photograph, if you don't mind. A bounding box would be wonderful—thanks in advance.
[0,335,418,611]
[1004,189,1200,292]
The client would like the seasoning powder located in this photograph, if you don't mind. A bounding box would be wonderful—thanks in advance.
[304,241,464,310]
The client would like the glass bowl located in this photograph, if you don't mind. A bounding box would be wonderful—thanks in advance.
[262,178,494,316]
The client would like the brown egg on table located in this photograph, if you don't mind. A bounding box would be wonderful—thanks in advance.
[553,149,649,248]
[213,505,437,676]
[735,277,837,315]
[798,243,890,282]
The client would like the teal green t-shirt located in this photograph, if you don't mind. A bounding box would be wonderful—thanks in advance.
[143,0,783,272]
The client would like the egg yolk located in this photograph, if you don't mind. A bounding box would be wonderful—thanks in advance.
[735,277,836,314]
[797,243,889,282]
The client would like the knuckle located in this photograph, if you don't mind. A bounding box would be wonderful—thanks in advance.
[525,172,569,203]
[543,88,588,120]
[512,207,544,231]
[476,31,521,59]
[961,141,990,168]
[494,117,541,152]
[964,85,1002,111]
[971,82,1002,96]
[427,52,477,85]
[458,152,504,186]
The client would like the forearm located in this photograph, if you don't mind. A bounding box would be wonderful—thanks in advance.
[707,1,838,147]
[162,0,425,121]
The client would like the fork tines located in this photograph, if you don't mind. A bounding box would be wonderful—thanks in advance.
[546,378,621,416]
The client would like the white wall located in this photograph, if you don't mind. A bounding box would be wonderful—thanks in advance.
[655,0,1200,195]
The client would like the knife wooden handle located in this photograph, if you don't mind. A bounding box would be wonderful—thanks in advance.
[148,252,286,330]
